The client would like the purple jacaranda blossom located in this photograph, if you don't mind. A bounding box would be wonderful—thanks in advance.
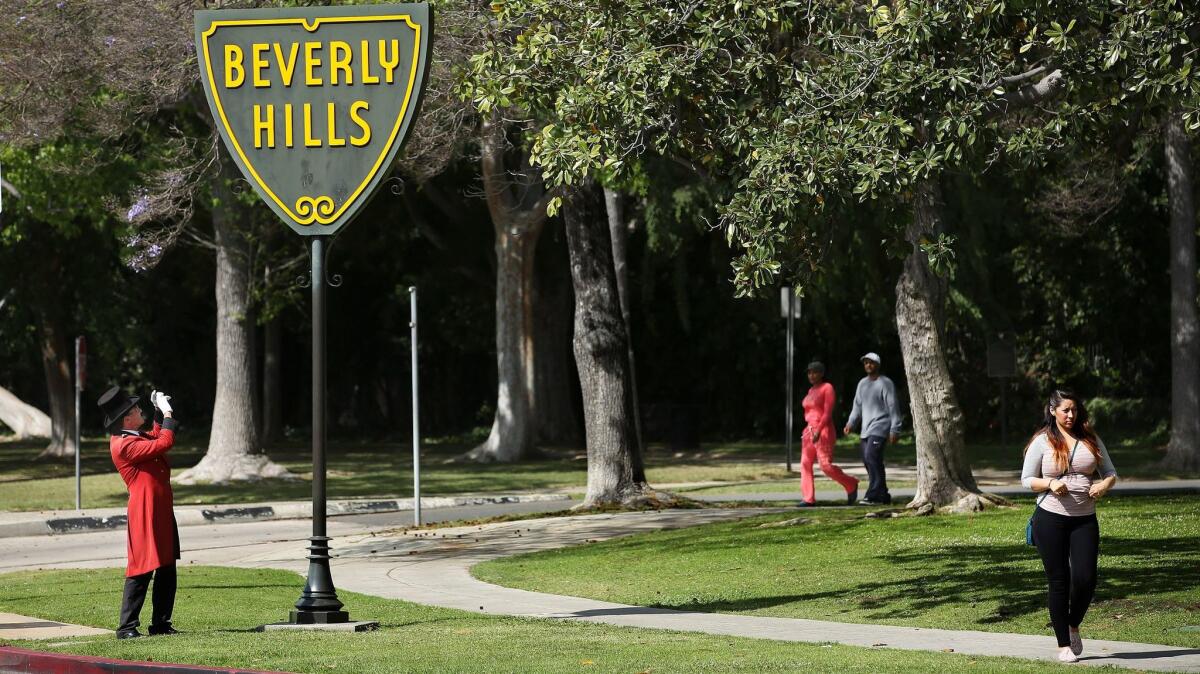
[126,195,149,222]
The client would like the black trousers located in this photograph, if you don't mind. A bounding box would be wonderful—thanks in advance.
[118,565,176,632]
[860,435,891,503]
[1031,508,1099,647]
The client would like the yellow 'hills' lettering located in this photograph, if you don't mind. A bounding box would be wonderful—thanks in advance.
[254,104,274,148]
[283,103,294,147]
[326,102,346,147]
[303,103,321,146]
[224,44,245,88]
[349,101,371,146]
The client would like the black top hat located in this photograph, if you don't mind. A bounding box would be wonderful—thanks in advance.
[97,385,140,432]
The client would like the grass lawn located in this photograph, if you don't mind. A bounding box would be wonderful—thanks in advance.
[0,426,1187,511]
[0,436,796,511]
[474,495,1200,649]
[0,566,1092,673]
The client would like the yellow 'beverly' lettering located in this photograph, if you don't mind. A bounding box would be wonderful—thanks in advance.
[359,39,380,85]
[379,39,400,84]
[224,44,245,88]
[329,41,353,85]
[304,42,323,86]
[273,42,299,87]
[252,43,271,88]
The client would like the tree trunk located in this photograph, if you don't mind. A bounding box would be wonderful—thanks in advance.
[0,384,51,438]
[534,220,582,446]
[260,314,284,446]
[1164,112,1200,472]
[564,180,665,508]
[36,309,77,459]
[175,166,291,484]
[466,226,541,461]
[465,114,550,462]
[604,187,644,455]
[896,179,1005,513]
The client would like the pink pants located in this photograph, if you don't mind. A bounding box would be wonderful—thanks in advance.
[800,428,859,503]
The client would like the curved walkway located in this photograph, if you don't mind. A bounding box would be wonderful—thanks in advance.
[223,508,1200,672]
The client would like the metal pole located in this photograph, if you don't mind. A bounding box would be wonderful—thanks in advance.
[785,291,794,472]
[292,235,348,624]
[409,286,421,526]
[74,336,82,512]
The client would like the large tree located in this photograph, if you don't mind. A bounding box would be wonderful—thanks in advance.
[1101,4,1200,471]
[465,0,1143,511]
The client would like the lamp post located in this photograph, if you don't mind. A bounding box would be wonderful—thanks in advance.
[290,236,348,624]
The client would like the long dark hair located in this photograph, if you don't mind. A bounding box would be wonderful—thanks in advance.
[1027,389,1101,471]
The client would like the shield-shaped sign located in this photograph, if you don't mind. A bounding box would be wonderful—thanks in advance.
[195,4,430,236]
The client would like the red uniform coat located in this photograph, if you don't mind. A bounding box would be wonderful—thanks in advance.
[110,421,179,577]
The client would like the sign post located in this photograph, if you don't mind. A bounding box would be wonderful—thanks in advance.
[195,4,430,627]
[410,286,421,526]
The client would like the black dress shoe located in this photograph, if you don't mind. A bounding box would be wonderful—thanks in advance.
[847,488,858,505]
[796,501,815,508]
[116,629,144,639]
[149,625,180,636]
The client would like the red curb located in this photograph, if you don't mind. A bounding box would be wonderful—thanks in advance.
[0,646,293,673]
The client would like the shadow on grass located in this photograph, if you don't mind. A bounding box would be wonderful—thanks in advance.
[655,534,1197,629]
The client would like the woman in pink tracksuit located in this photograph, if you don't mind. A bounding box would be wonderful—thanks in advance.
[799,362,860,506]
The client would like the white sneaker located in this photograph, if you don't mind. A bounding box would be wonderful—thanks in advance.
[1058,647,1079,663]
[1069,629,1083,655]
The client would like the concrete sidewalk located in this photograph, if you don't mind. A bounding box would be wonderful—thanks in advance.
[0,612,108,640]
[1,477,1195,538]
[213,508,1200,672]
[0,492,572,539]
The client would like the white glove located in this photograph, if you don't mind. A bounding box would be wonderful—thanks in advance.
[153,391,173,415]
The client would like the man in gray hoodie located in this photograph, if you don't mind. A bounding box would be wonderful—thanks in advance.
[843,352,903,505]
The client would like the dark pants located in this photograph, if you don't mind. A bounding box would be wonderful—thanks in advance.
[118,565,176,633]
[1031,509,1099,647]
[860,435,890,503]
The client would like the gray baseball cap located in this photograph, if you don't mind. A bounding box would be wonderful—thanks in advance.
[861,352,881,365]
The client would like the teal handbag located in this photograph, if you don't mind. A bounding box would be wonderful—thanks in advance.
[1026,440,1079,546]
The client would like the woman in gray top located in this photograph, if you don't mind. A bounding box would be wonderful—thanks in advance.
[1021,389,1118,663]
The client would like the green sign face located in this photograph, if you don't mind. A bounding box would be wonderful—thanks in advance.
[195,4,431,236]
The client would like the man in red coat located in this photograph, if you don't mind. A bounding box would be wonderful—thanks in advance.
[98,386,181,639]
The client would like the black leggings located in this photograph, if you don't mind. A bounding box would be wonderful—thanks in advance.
[1031,508,1099,646]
